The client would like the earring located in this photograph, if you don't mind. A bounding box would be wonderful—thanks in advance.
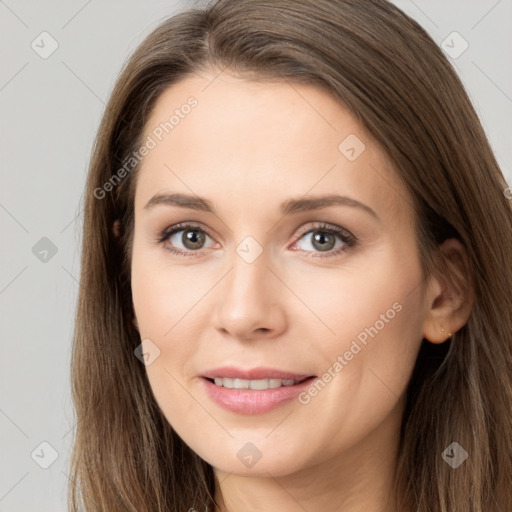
[441,327,453,338]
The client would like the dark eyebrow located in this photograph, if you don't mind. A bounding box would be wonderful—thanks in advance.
[144,193,215,212]
[143,192,379,220]
[280,194,379,219]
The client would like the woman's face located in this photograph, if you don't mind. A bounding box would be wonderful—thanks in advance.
[130,69,432,477]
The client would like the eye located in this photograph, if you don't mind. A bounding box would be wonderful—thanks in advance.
[157,222,216,257]
[291,222,357,258]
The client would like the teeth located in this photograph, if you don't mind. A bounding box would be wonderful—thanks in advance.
[212,377,300,389]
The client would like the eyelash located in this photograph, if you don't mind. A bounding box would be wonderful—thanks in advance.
[157,222,358,259]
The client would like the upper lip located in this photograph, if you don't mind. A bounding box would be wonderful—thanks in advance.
[201,366,315,381]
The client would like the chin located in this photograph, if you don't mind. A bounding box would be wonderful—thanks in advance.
[189,436,310,477]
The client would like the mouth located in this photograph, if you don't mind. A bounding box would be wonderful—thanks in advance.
[199,369,318,415]
[203,376,312,390]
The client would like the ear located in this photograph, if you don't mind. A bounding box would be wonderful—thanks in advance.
[113,219,122,238]
[422,238,475,344]
[132,301,139,332]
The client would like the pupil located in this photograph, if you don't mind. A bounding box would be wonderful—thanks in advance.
[184,229,204,249]
[313,231,334,251]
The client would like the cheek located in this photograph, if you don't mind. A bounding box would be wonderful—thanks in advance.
[291,248,423,348]
[287,258,424,456]
[129,238,227,377]
[292,246,425,401]
[131,271,197,431]
[131,244,199,339]
[130,251,196,406]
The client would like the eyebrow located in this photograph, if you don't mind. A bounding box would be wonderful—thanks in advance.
[143,192,379,220]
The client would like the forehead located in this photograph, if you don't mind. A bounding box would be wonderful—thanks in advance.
[135,70,412,224]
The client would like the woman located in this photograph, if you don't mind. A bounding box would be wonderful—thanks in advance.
[68,1,512,511]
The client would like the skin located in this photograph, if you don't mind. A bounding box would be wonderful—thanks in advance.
[129,68,473,512]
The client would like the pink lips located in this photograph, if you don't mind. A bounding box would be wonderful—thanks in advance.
[200,366,316,415]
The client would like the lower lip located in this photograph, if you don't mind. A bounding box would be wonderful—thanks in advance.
[200,376,317,415]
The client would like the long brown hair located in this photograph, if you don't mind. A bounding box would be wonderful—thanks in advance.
[68,1,512,510]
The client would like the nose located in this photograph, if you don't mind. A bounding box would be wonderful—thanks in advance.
[211,247,287,341]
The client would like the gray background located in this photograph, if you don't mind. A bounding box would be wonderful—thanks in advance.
[1,1,511,510]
